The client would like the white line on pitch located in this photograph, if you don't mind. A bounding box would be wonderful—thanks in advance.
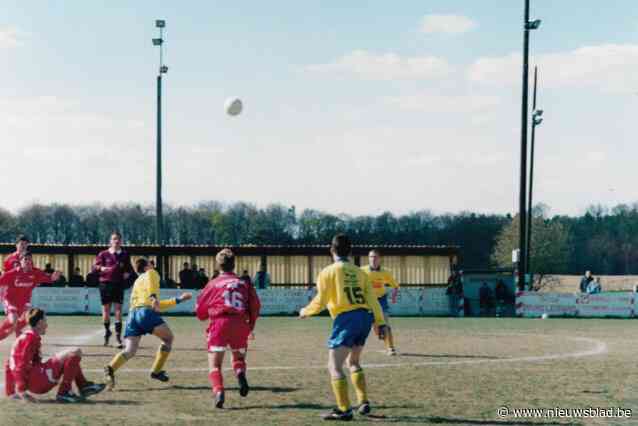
[82,336,607,374]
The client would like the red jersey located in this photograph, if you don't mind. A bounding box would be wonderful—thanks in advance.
[0,267,52,309]
[196,272,261,330]
[3,251,20,272]
[9,330,43,392]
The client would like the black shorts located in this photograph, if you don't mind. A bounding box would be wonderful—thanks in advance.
[99,282,124,305]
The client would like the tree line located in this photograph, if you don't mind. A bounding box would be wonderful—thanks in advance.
[1,201,638,274]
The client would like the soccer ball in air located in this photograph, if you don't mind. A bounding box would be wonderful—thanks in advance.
[224,97,243,116]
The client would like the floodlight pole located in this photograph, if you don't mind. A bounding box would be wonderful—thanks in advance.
[526,66,542,273]
[518,0,540,290]
[153,20,167,276]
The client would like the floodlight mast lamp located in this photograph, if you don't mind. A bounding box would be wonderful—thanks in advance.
[518,0,541,290]
[153,19,167,275]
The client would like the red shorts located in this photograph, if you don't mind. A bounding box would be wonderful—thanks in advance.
[27,358,63,394]
[207,316,251,352]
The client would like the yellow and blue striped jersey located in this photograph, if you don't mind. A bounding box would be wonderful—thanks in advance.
[302,261,385,326]
[360,266,399,299]
[129,269,176,311]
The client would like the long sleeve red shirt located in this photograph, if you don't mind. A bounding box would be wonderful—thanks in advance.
[0,267,52,309]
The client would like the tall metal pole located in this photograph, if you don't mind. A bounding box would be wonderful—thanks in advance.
[518,0,531,289]
[526,66,538,273]
[156,73,163,274]
[153,20,167,276]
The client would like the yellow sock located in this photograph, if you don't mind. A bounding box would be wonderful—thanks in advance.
[109,352,128,372]
[330,378,351,412]
[384,328,394,349]
[151,348,170,373]
[350,369,368,404]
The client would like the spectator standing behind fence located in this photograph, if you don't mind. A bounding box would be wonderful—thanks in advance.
[196,268,208,289]
[179,263,193,288]
[579,270,593,293]
[240,270,253,287]
[253,265,270,290]
[446,270,464,316]
[494,279,508,317]
[69,268,85,287]
[479,282,493,316]
[86,270,99,288]
[53,273,67,288]
[587,277,602,294]
[191,263,199,284]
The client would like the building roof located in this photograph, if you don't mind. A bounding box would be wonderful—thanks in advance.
[0,243,459,256]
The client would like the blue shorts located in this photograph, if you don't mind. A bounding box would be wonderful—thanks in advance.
[125,307,165,338]
[328,309,373,349]
[378,294,390,313]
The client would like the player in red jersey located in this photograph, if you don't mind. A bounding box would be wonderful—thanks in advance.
[1,235,29,313]
[196,248,261,409]
[2,235,29,272]
[4,308,105,403]
[0,252,60,341]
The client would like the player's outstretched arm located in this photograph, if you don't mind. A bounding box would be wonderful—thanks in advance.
[299,273,327,318]
[159,292,192,311]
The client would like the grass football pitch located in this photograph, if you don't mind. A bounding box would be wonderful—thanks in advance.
[1,315,637,425]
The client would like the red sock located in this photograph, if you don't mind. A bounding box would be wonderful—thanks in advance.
[208,369,223,393]
[74,364,88,389]
[0,319,15,341]
[4,361,15,396]
[58,356,80,395]
[231,351,246,375]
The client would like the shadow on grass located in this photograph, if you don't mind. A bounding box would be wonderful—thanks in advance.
[399,353,502,360]
[225,403,420,411]
[65,353,155,359]
[48,344,108,349]
[116,385,299,394]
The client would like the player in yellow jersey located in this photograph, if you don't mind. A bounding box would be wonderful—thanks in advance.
[361,249,400,356]
[300,234,386,421]
[104,258,192,389]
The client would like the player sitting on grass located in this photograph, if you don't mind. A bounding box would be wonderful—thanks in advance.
[4,308,106,403]
[299,234,387,421]
[104,258,192,390]
[196,248,261,409]
[0,251,61,341]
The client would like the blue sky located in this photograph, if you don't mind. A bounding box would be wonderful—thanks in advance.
[2,1,638,216]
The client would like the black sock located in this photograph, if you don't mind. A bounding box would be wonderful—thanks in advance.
[115,322,122,337]
[104,321,111,334]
